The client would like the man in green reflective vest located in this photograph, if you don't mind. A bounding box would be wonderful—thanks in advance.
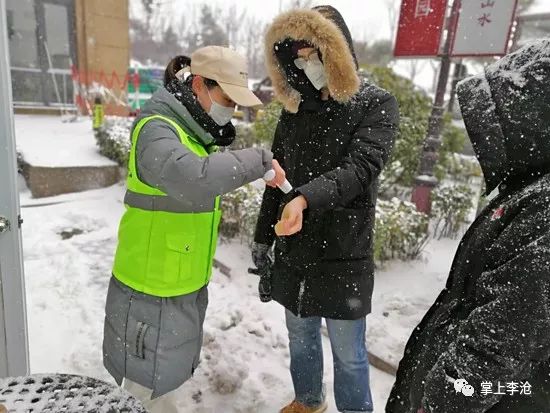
[102,46,286,413]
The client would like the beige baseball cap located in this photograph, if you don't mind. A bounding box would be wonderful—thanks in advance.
[190,46,262,108]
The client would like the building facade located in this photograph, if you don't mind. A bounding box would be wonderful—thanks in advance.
[6,0,129,114]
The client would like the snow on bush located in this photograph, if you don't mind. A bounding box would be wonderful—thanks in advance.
[94,116,134,167]
[219,184,264,244]
[95,118,269,167]
[93,114,434,264]
[374,198,429,265]
[441,153,482,184]
[431,183,474,239]
[220,185,430,266]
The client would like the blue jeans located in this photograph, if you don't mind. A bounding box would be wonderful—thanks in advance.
[285,309,374,412]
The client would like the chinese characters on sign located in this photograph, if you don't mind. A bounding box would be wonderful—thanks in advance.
[394,0,447,57]
[478,13,492,26]
[415,0,431,17]
[478,0,495,26]
[451,0,518,56]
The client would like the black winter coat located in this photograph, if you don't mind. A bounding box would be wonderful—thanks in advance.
[255,7,399,320]
[387,39,550,413]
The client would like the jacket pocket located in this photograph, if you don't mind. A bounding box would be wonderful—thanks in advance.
[125,313,158,388]
[321,207,374,261]
[165,232,197,283]
[126,318,154,360]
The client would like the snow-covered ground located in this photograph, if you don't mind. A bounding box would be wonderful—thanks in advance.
[14,115,116,167]
[19,182,459,412]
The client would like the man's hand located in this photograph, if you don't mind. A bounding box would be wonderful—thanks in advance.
[265,159,286,188]
[417,408,426,413]
[275,195,308,236]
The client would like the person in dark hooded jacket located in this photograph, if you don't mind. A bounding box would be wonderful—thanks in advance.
[252,6,399,413]
[386,38,550,413]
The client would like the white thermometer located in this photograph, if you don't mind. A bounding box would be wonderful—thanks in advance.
[263,169,293,194]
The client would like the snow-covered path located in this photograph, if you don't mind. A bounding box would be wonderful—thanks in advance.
[20,184,456,412]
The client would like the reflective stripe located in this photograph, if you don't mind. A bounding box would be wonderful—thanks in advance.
[124,190,218,213]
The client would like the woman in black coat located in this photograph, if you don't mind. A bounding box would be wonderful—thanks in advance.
[386,39,550,413]
[252,6,399,413]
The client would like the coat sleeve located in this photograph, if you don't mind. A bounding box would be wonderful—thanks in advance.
[135,120,273,203]
[253,118,286,246]
[420,204,550,413]
[295,90,399,210]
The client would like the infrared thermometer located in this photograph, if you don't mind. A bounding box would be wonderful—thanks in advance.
[263,169,293,194]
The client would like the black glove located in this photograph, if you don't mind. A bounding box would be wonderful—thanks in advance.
[251,242,272,270]
[248,243,273,303]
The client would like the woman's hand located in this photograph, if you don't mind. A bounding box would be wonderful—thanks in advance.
[265,159,287,188]
[275,195,308,236]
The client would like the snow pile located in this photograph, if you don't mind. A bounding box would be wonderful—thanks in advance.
[366,239,455,368]
[14,115,117,168]
[17,183,458,412]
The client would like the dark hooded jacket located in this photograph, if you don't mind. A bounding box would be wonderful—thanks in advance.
[386,39,550,413]
[254,6,399,320]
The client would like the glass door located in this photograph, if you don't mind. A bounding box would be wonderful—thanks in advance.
[6,0,42,105]
[6,0,77,108]
[41,0,76,107]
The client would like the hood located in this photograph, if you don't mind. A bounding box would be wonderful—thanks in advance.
[457,39,550,194]
[264,6,360,113]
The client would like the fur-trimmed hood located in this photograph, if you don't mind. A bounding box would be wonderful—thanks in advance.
[264,6,360,113]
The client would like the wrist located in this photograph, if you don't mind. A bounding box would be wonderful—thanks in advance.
[296,195,308,210]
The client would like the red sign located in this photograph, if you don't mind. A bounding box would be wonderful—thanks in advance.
[394,0,448,57]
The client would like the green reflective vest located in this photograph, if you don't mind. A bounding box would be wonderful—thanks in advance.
[113,114,221,297]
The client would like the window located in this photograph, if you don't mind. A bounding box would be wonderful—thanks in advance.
[6,0,76,107]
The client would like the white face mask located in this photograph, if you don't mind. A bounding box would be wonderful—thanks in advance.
[294,53,327,90]
[207,88,235,126]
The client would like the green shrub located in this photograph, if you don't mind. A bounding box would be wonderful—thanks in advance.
[438,153,482,184]
[220,184,430,265]
[432,184,475,239]
[253,100,283,146]
[219,184,264,245]
[230,123,267,150]
[362,66,470,195]
[94,116,133,167]
[374,198,429,265]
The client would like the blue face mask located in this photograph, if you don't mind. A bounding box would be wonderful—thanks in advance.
[207,89,235,126]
